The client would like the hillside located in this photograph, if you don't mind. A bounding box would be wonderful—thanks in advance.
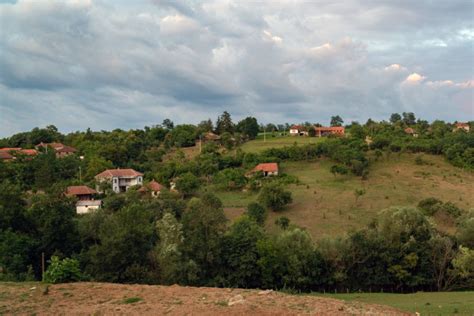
[0,282,409,315]
[218,153,473,239]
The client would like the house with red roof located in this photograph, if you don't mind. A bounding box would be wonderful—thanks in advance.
[35,142,77,158]
[138,180,164,197]
[404,127,419,137]
[66,185,101,214]
[0,148,38,161]
[248,163,279,177]
[95,168,144,193]
[0,150,15,162]
[454,122,470,132]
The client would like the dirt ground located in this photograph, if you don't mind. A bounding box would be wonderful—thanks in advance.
[0,282,412,315]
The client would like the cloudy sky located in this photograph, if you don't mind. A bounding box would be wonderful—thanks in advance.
[0,0,473,136]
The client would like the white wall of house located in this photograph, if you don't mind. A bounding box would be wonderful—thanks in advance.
[289,129,299,135]
[76,201,101,214]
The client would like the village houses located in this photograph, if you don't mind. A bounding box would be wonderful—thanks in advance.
[35,142,77,158]
[290,125,345,137]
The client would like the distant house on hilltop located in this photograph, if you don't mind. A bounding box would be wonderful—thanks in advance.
[0,150,15,161]
[0,148,38,161]
[36,142,77,158]
[454,122,470,132]
[248,163,279,177]
[315,126,345,137]
[202,132,221,142]
[95,168,143,193]
[138,180,164,197]
[289,125,307,136]
[404,127,419,137]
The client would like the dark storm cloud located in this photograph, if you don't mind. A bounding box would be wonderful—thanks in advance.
[0,0,472,136]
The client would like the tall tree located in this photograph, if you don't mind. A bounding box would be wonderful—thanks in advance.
[181,194,227,284]
[215,111,234,135]
[402,112,416,125]
[390,113,402,124]
[330,115,344,127]
[236,117,259,139]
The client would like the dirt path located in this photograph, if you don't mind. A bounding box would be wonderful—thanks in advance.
[0,282,411,315]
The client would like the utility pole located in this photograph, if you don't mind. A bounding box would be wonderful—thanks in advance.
[41,252,45,280]
[264,127,266,142]
[199,135,202,153]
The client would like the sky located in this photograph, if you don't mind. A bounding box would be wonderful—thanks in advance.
[0,0,473,137]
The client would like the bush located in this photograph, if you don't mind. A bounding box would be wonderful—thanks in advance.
[214,168,246,190]
[418,198,463,218]
[43,256,84,284]
[418,197,443,216]
[258,183,292,211]
[246,202,267,226]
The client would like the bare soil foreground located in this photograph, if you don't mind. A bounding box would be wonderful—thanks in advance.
[0,282,411,315]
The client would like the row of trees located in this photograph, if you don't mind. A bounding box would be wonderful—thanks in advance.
[1,183,472,292]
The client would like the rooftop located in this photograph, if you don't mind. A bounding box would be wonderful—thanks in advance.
[251,162,279,173]
[66,185,97,196]
[95,168,144,178]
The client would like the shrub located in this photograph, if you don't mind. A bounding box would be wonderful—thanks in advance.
[246,202,267,226]
[43,256,84,284]
[258,183,292,211]
[418,197,443,216]
[214,168,246,190]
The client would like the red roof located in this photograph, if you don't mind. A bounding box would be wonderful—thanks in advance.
[456,122,469,127]
[0,151,14,160]
[66,185,97,196]
[315,126,345,132]
[252,163,279,173]
[139,180,164,192]
[55,145,77,153]
[36,142,77,152]
[95,168,144,179]
[290,125,304,130]
[404,127,415,134]
[0,148,37,157]
[20,149,38,156]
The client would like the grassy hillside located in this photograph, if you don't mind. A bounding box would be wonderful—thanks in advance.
[218,153,473,239]
[315,291,474,316]
[240,134,324,153]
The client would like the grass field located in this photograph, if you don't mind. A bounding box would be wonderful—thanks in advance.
[314,291,474,315]
[240,134,324,153]
[219,153,474,239]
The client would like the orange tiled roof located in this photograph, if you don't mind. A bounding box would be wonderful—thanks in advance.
[139,180,164,192]
[252,163,279,173]
[66,185,97,196]
[95,168,144,179]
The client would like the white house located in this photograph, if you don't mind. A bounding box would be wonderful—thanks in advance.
[289,125,307,136]
[95,168,144,193]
